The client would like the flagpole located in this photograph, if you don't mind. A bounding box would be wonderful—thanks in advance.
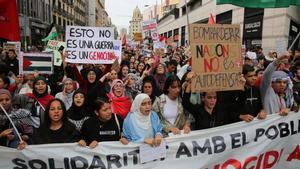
[184,0,190,46]
[24,0,28,52]
[288,31,300,51]
[0,104,23,142]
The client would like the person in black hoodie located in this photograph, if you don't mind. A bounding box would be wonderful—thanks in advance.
[67,90,92,131]
[78,98,122,149]
[236,65,266,122]
[31,98,80,144]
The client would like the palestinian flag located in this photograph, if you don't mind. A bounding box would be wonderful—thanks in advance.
[42,25,58,42]
[19,52,53,74]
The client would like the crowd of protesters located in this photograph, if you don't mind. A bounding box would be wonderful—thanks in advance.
[0,41,300,150]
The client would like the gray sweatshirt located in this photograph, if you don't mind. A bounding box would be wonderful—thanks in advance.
[260,62,292,114]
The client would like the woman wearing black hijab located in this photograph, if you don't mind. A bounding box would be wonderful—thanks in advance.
[67,90,92,131]
[72,65,107,107]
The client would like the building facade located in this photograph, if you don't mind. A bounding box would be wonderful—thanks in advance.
[158,0,300,52]
[143,4,162,21]
[88,0,109,27]
[52,0,87,40]
[129,6,143,39]
[17,0,52,47]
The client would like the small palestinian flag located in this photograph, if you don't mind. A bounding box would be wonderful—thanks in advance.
[19,52,53,75]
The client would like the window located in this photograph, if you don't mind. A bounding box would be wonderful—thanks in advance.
[181,26,185,46]
[58,17,61,25]
[53,15,57,24]
[58,1,61,9]
[168,30,172,38]
[182,6,186,16]
[63,19,66,28]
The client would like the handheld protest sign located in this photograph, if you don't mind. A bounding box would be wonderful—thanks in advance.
[65,26,116,64]
[133,33,143,42]
[190,24,243,92]
[45,40,66,66]
[141,20,159,42]
[19,52,53,75]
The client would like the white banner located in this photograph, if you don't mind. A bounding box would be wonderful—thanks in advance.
[141,20,159,42]
[65,26,116,64]
[1,113,300,169]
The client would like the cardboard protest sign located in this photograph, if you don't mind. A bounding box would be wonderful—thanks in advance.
[133,33,143,42]
[6,41,21,57]
[45,40,66,66]
[65,26,115,64]
[19,52,53,74]
[3,43,18,59]
[190,24,243,92]
[141,20,159,42]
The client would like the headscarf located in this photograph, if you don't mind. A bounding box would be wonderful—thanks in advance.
[32,76,48,98]
[108,79,125,98]
[26,76,54,108]
[62,78,75,95]
[271,71,294,107]
[125,73,139,82]
[0,89,11,125]
[131,94,152,130]
[67,90,91,120]
[0,89,11,99]
[107,79,131,119]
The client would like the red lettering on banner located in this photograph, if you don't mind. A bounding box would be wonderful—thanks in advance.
[89,52,113,61]
[242,156,257,169]
[221,44,229,58]
[48,41,58,46]
[221,159,241,169]
[255,153,264,169]
[204,57,219,72]
[287,145,300,161]
[262,150,282,169]
[203,45,211,57]
[211,148,285,169]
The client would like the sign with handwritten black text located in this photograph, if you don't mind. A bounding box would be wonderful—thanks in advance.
[190,24,243,92]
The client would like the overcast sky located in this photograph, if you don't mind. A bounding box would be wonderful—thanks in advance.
[106,0,158,32]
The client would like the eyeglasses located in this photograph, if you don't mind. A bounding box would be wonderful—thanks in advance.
[64,83,73,85]
[114,84,124,89]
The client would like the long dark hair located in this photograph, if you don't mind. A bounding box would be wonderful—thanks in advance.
[142,76,159,103]
[163,75,181,95]
[93,97,110,112]
[44,98,68,126]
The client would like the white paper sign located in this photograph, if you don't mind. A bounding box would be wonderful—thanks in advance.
[139,141,167,163]
[141,20,159,42]
[65,26,116,64]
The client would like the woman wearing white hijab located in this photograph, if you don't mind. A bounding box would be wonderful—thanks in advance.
[121,94,163,146]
